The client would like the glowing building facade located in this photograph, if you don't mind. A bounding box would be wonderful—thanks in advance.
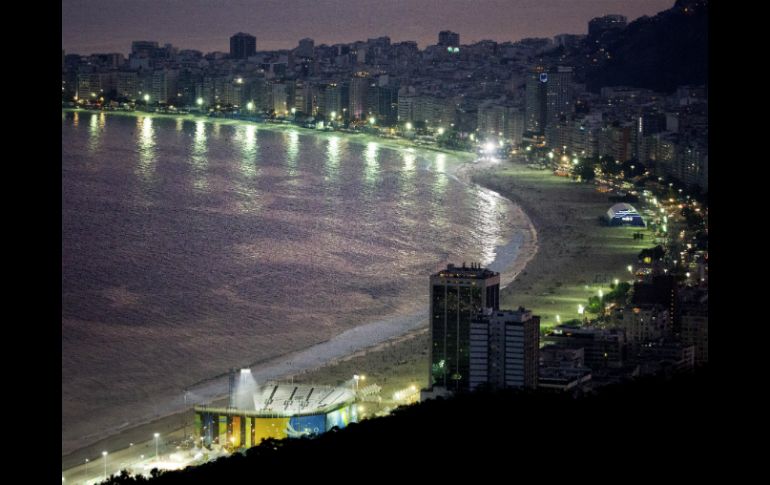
[194,383,357,449]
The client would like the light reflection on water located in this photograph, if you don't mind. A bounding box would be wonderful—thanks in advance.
[364,141,379,189]
[238,124,258,179]
[191,120,208,191]
[474,187,502,265]
[325,135,341,176]
[87,113,101,153]
[402,151,416,173]
[61,113,516,450]
[136,116,156,182]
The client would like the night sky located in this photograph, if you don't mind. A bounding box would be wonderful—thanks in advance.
[62,0,673,55]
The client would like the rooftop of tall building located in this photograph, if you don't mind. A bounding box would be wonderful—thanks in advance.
[431,262,499,280]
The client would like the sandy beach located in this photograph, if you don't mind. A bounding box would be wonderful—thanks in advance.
[471,163,652,326]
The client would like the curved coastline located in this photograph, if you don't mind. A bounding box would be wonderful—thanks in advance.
[61,108,539,461]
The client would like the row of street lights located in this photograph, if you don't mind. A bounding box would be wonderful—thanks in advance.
[86,433,161,482]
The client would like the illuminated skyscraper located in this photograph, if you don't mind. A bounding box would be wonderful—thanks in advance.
[429,263,500,392]
[525,66,547,135]
[546,66,574,124]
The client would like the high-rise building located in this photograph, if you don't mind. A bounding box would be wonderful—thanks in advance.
[245,76,268,111]
[318,82,347,118]
[296,38,314,59]
[151,68,179,104]
[223,78,247,107]
[270,82,288,115]
[76,71,100,100]
[349,73,370,120]
[131,41,159,57]
[615,304,670,349]
[397,92,416,123]
[546,66,574,124]
[477,102,525,144]
[372,85,399,126]
[292,79,312,115]
[438,31,460,47]
[116,71,140,100]
[429,263,500,392]
[525,66,547,135]
[680,307,708,365]
[230,32,257,59]
[469,307,540,391]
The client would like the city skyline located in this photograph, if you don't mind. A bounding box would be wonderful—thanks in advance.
[62,0,674,55]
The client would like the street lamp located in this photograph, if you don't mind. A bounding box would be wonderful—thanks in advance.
[405,122,413,131]
[102,451,108,479]
[369,116,376,125]
[353,374,360,392]
[437,127,445,135]
[143,94,150,103]
[247,101,254,111]
[154,433,160,461]
[85,458,88,479]
[196,97,203,107]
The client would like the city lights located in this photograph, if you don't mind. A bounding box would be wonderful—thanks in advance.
[61,4,707,475]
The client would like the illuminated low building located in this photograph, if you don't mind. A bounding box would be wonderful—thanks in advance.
[194,383,357,449]
[606,203,645,226]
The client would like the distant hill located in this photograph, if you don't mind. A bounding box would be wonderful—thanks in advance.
[585,0,708,93]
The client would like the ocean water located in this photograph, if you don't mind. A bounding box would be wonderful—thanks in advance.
[61,111,516,454]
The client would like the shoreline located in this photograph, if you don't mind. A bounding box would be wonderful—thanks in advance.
[471,163,654,329]
[62,109,538,465]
